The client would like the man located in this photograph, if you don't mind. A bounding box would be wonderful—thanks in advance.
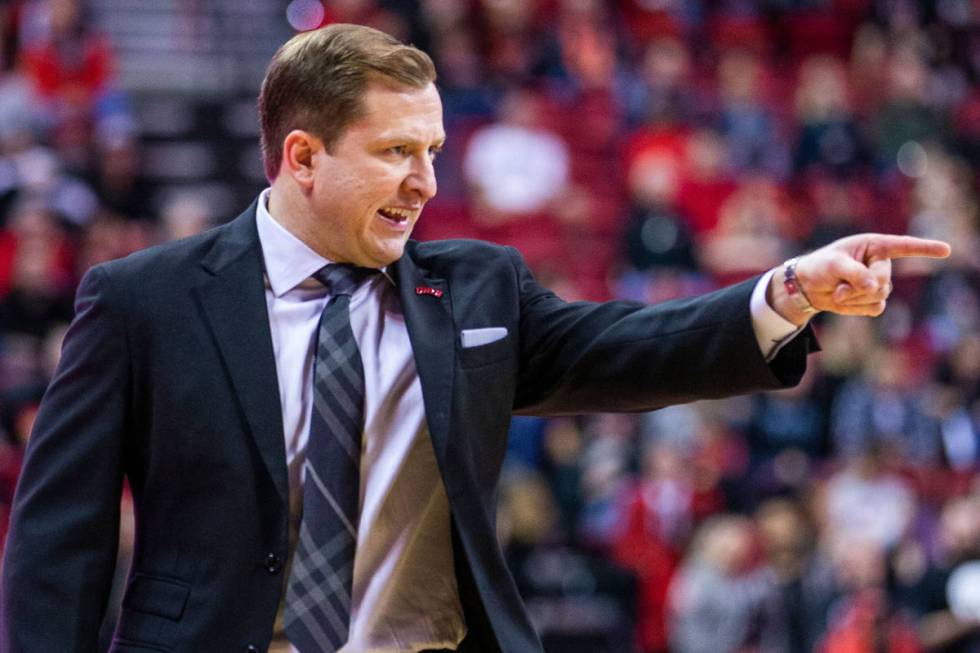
[0,23,950,653]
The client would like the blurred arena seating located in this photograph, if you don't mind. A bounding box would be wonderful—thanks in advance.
[0,1,978,652]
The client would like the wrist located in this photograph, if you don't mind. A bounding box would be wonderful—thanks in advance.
[767,260,818,326]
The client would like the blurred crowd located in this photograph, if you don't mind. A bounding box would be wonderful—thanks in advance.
[0,0,978,652]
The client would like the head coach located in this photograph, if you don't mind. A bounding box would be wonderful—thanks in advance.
[0,22,950,653]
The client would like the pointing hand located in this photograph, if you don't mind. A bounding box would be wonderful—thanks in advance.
[768,234,951,325]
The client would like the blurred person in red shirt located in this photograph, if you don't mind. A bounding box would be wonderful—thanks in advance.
[18,0,114,117]
[676,127,738,238]
[698,176,795,285]
[613,429,726,653]
[820,535,924,653]
[0,200,74,318]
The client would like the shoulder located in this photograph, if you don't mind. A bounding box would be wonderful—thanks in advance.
[100,223,228,278]
[96,198,259,283]
[404,238,523,274]
[82,218,245,313]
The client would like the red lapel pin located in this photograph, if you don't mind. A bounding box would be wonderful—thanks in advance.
[415,285,443,298]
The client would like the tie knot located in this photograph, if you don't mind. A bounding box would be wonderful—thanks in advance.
[313,264,376,296]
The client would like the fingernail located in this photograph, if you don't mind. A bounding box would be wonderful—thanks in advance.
[861,278,876,290]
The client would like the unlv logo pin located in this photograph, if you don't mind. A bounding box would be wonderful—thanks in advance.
[415,285,443,298]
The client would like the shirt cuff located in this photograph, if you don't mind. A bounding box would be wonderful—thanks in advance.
[751,268,807,362]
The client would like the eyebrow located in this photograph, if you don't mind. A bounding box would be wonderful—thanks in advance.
[376,135,447,149]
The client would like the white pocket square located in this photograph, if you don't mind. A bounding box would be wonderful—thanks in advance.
[460,327,508,348]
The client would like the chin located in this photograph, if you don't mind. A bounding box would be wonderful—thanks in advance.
[363,246,405,269]
[372,238,411,266]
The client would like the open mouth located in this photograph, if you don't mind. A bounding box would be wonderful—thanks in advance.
[377,207,415,230]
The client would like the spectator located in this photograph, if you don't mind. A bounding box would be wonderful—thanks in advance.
[745,363,830,500]
[793,54,869,177]
[461,86,569,265]
[831,342,943,464]
[668,514,767,653]
[923,340,980,471]
[873,44,950,170]
[698,175,793,283]
[800,174,870,250]
[0,200,73,311]
[18,0,121,136]
[820,535,924,653]
[86,120,154,222]
[623,37,695,129]
[621,146,697,272]
[906,495,980,653]
[576,416,633,550]
[715,48,790,178]
[755,497,838,653]
[675,127,738,238]
[818,447,917,551]
[613,430,725,653]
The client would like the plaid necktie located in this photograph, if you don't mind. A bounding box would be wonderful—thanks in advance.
[284,263,375,653]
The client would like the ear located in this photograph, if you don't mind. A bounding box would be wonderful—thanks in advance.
[280,130,322,189]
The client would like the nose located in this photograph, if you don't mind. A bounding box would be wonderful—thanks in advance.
[406,155,437,202]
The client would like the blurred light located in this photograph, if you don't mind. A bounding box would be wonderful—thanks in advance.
[896,140,928,177]
[287,0,324,32]
[948,561,980,620]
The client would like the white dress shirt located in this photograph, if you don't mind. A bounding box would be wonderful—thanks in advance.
[256,189,800,653]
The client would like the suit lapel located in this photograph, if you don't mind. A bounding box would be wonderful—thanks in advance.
[393,245,456,468]
[193,203,288,503]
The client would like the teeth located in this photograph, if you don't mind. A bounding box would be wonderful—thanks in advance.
[380,207,414,221]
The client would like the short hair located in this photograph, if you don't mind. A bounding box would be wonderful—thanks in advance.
[258,23,437,180]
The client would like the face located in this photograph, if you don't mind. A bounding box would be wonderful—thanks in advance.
[296,81,444,268]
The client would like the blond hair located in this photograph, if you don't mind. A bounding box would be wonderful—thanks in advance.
[258,23,436,180]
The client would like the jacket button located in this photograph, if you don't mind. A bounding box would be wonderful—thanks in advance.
[244,646,259,653]
[264,552,283,574]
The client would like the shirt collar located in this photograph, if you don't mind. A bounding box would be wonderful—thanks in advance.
[255,188,395,297]
[255,188,329,297]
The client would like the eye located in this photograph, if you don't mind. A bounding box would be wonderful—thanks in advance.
[428,146,442,161]
[387,145,409,156]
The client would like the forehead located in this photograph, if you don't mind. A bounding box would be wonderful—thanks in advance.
[348,81,445,144]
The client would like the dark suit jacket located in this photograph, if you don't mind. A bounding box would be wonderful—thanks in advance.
[0,202,816,653]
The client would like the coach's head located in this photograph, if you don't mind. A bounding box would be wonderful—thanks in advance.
[260,23,443,268]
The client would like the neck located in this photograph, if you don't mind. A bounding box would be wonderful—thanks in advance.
[267,182,324,257]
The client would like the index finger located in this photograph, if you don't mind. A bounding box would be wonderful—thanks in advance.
[868,235,951,260]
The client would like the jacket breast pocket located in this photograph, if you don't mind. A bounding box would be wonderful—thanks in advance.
[458,335,512,368]
[114,573,190,650]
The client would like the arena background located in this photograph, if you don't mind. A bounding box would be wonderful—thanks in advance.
[0,0,978,651]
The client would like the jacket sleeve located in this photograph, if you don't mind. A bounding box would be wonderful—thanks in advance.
[1,264,130,653]
[509,248,817,416]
